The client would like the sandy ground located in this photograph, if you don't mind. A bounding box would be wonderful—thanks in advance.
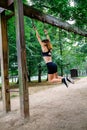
[0,77,87,130]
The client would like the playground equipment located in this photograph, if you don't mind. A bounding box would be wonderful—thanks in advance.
[0,0,29,119]
[0,0,87,120]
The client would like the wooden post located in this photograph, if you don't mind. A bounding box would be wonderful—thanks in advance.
[14,0,29,118]
[0,12,11,112]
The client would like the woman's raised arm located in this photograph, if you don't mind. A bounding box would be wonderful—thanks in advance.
[44,29,50,41]
[34,27,43,46]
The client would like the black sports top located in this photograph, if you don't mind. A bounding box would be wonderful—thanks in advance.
[42,50,51,57]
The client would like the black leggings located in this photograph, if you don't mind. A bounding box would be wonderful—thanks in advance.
[46,62,57,74]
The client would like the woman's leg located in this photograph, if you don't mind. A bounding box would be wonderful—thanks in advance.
[46,62,68,87]
[47,73,62,83]
[53,72,63,79]
[48,73,68,87]
[54,73,74,84]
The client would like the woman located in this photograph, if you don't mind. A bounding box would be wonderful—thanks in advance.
[34,28,73,87]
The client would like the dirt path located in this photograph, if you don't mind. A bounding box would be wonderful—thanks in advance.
[0,77,87,130]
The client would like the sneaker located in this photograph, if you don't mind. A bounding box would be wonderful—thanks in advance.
[66,77,74,84]
[62,77,68,88]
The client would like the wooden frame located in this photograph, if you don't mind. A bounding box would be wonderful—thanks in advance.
[0,0,87,36]
[0,0,87,120]
[14,0,29,119]
[0,0,29,119]
[0,12,11,112]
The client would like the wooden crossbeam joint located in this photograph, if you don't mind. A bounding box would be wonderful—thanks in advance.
[6,89,19,93]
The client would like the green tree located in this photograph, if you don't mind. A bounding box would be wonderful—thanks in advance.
[6,0,87,82]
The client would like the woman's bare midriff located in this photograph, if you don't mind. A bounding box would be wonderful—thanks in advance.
[43,56,52,63]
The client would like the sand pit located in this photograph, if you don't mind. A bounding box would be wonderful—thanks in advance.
[0,77,87,130]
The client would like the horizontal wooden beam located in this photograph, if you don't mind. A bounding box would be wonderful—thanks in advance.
[0,1,87,37]
[0,0,13,13]
[0,1,7,8]
[0,0,13,8]
[7,0,13,6]
[23,5,87,37]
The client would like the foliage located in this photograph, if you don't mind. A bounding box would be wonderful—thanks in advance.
[4,0,87,79]
[28,0,87,30]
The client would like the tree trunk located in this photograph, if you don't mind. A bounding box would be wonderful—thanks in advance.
[59,29,63,76]
[38,64,42,82]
